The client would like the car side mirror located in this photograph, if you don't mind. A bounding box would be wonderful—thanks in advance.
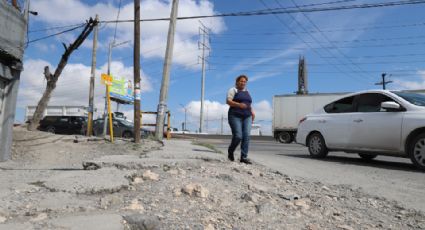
[381,101,402,111]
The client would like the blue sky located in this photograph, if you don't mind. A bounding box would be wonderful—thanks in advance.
[16,0,425,134]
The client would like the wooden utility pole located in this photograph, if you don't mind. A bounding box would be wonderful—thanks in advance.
[28,17,98,131]
[375,73,393,90]
[134,0,141,143]
[87,14,99,136]
[296,55,308,95]
[155,0,179,139]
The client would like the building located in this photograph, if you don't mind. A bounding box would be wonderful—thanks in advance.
[0,1,27,161]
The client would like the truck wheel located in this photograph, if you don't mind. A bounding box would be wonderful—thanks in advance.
[122,131,133,139]
[277,132,293,143]
[358,153,377,160]
[46,126,55,134]
[408,133,425,171]
[307,132,328,158]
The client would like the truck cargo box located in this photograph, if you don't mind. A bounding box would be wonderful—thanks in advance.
[272,93,347,143]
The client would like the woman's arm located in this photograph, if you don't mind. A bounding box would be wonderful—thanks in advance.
[226,99,247,109]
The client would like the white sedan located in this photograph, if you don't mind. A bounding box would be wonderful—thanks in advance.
[296,90,425,170]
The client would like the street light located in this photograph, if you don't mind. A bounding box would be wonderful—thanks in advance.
[179,103,187,131]
[102,40,131,137]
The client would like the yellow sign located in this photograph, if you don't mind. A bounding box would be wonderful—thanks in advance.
[101,74,113,86]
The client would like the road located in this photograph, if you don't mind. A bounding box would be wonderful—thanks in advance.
[198,137,425,212]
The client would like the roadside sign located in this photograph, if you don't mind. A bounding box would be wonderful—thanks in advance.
[101,74,113,86]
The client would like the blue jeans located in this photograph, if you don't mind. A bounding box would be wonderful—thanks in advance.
[228,113,252,159]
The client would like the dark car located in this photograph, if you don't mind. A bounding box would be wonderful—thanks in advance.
[38,116,87,135]
[92,118,153,138]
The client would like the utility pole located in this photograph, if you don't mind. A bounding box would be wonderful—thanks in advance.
[221,114,224,135]
[296,55,308,95]
[155,0,179,139]
[206,105,208,133]
[87,14,99,136]
[198,22,210,133]
[102,42,113,138]
[134,0,141,143]
[375,73,393,90]
[179,103,187,131]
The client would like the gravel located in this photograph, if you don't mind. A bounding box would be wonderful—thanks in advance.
[0,127,423,229]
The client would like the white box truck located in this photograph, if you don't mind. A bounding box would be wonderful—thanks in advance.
[25,105,88,122]
[273,93,348,143]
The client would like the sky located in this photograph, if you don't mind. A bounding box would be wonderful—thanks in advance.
[15,0,425,135]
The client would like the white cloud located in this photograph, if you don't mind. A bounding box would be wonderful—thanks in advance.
[180,99,272,134]
[393,71,425,90]
[252,100,272,121]
[31,0,226,68]
[17,59,152,119]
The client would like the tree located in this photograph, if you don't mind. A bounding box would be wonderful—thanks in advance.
[27,17,98,131]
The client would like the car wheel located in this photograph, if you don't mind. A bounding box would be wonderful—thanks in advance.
[408,133,425,170]
[122,131,133,139]
[358,153,377,160]
[46,126,55,134]
[277,132,293,143]
[307,132,328,158]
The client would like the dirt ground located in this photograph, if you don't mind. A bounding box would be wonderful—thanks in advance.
[0,127,424,229]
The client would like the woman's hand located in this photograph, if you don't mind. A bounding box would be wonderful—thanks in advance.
[239,103,248,109]
[251,110,255,122]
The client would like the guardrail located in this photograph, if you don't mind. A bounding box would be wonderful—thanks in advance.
[141,111,171,140]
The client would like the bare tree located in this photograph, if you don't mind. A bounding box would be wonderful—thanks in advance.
[27,17,98,131]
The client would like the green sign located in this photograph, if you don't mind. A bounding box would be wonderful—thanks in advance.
[109,76,134,103]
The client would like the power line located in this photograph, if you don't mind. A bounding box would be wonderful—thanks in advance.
[28,23,87,33]
[207,69,424,74]
[213,40,425,50]
[259,0,371,83]
[211,22,425,37]
[322,53,425,59]
[284,0,373,80]
[112,0,123,44]
[211,34,425,44]
[24,1,425,45]
[99,0,425,24]
[209,59,425,66]
[25,0,356,35]
[26,24,86,44]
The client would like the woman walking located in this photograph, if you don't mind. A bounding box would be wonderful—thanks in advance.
[226,75,255,164]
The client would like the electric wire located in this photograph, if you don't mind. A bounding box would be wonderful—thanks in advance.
[26,24,86,44]
[24,1,425,45]
[258,0,370,84]
[99,0,425,24]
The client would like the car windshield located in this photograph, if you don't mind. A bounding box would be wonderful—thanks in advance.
[393,91,425,107]
[119,119,133,127]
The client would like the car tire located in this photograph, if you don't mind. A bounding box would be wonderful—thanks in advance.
[358,153,377,160]
[277,132,293,144]
[46,126,55,134]
[307,132,328,158]
[122,131,133,139]
[408,133,425,171]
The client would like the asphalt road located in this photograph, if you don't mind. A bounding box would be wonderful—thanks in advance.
[198,137,425,213]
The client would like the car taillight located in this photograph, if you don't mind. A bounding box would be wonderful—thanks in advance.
[299,117,307,124]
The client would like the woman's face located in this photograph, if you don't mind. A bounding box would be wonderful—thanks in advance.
[236,78,247,89]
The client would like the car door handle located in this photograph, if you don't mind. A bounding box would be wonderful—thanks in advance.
[353,119,363,123]
[318,120,326,123]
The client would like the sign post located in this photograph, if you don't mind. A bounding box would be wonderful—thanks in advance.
[101,74,114,142]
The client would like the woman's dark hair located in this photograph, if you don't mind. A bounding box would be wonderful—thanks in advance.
[236,75,248,83]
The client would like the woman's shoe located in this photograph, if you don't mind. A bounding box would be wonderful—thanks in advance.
[228,151,235,161]
[240,158,252,164]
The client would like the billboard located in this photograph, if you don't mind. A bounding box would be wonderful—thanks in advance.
[109,76,134,104]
